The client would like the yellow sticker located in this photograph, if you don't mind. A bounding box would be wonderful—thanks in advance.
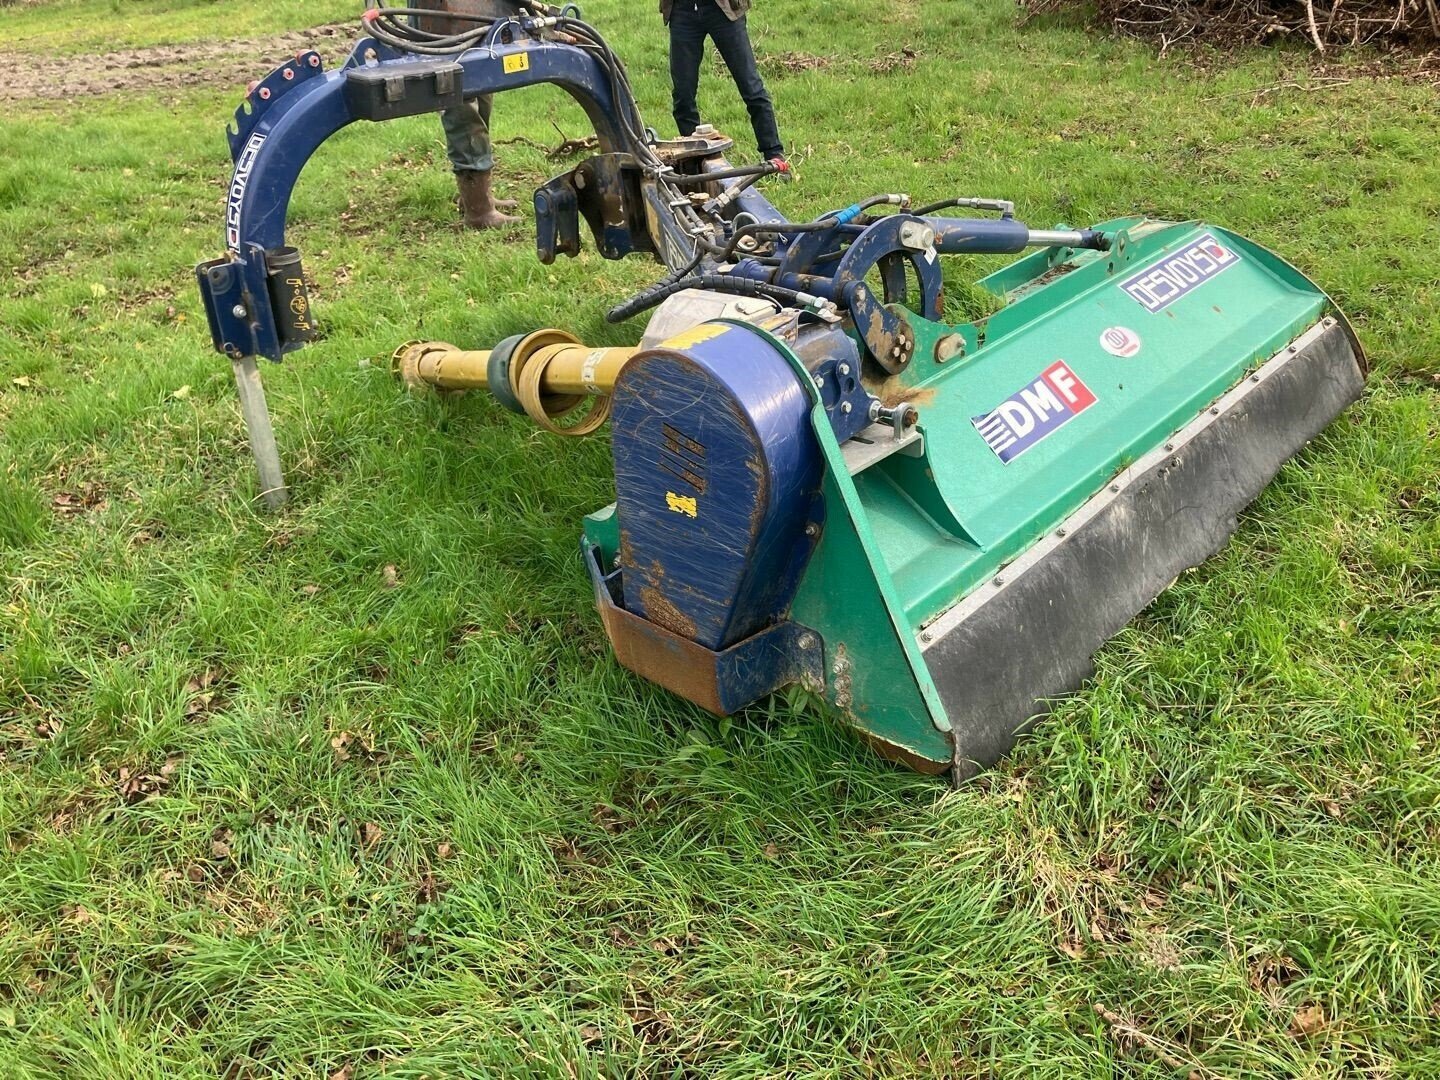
[665,492,698,518]
[658,323,729,351]
[502,52,530,74]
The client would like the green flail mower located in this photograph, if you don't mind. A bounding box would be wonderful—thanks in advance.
[198,8,1365,780]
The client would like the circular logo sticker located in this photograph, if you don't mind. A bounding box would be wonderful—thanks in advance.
[1100,326,1142,358]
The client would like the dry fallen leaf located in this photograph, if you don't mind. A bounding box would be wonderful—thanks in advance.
[361,822,383,849]
[1290,1003,1326,1037]
[381,564,400,588]
[184,670,217,694]
[416,872,443,904]
[62,904,93,924]
[301,584,320,596]
[436,842,453,859]
[184,669,223,720]
[762,842,780,860]
[593,803,623,833]
[10,375,32,388]
[52,483,107,515]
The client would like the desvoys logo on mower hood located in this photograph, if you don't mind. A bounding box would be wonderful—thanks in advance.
[1119,232,1239,313]
[972,361,1096,464]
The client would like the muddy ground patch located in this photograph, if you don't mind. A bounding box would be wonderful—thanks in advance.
[0,22,353,104]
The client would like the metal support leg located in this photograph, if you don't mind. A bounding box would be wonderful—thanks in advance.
[230,355,289,510]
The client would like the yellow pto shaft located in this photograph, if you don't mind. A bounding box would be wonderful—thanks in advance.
[392,329,637,435]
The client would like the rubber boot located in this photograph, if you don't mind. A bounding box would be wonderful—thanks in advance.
[456,169,520,230]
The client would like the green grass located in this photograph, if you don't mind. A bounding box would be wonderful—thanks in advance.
[2,0,1439,1075]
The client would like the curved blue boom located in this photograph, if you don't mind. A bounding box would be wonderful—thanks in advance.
[198,23,635,362]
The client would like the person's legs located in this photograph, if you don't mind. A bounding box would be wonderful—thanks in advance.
[440,96,495,173]
[708,12,783,159]
[441,94,518,229]
[669,3,707,137]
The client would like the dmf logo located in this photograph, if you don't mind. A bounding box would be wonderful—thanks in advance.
[972,361,1097,464]
[225,133,267,252]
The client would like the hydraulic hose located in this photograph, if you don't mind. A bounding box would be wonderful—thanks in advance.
[664,162,780,187]
[605,274,823,324]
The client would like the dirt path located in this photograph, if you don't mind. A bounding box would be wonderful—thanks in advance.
[0,23,355,104]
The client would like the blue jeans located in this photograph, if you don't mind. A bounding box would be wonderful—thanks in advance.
[669,0,782,160]
[441,94,495,173]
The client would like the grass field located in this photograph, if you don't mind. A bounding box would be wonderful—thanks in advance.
[2,0,1439,1075]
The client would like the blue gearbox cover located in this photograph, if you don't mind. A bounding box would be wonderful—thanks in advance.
[609,321,822,652]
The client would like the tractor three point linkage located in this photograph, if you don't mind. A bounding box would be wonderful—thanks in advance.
[196,5,1364,781]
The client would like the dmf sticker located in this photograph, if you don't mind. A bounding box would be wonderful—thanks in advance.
[1119,233,1239,313]
[972,360,1097,464]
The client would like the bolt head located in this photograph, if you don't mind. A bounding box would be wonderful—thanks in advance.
[837,363,851,376]
[935,333,965,362]
[797,632,816,650]
[231,304,247,318]
[804,523,819,538]
[840,402,852,414]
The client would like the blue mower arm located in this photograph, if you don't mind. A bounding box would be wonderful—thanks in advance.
[195,24,637,362]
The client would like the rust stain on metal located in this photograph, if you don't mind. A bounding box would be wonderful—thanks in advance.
[639,583,697,640]
[718,391,771,536]
[853,729,950,775]
[597,597,726,713]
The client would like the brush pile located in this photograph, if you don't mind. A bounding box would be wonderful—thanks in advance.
[1022,0,1440,52]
